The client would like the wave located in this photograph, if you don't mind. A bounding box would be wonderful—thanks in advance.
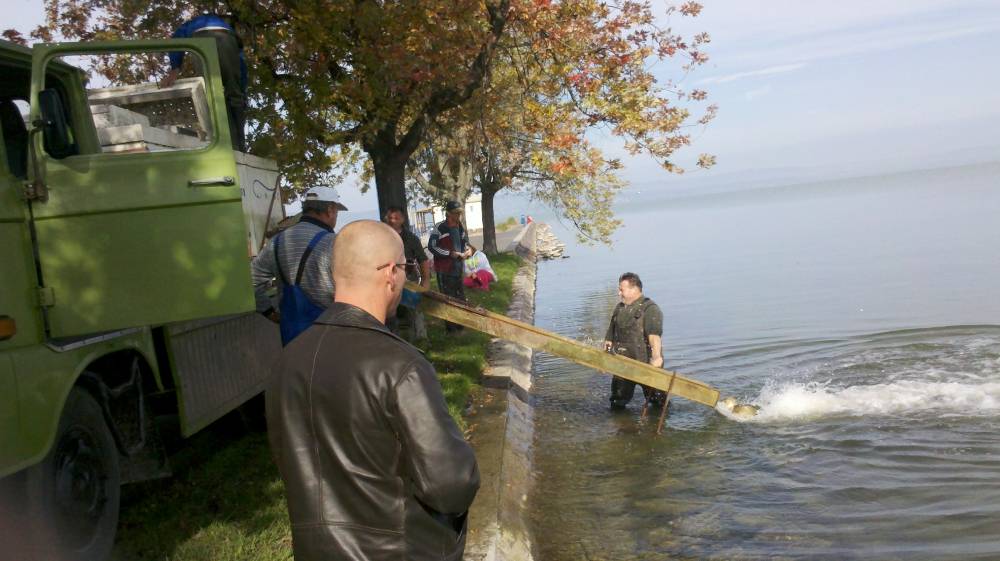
[726,378,1000,423]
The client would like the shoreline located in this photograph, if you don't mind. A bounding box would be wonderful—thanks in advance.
[465,222,539,561]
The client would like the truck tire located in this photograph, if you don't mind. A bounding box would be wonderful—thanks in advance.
[24,387,120,561]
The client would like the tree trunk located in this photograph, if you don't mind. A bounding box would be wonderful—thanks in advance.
[370,151,408,220]
[365,117,426,221]
[481,185,499,255]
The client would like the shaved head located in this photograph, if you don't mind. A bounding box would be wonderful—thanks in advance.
[333,220,406,323]
[334,220,403,284]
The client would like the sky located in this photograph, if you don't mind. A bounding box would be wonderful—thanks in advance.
[7,0,1000,214]
[630,0,1000,189]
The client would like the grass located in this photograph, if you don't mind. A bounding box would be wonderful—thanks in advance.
[112,251,524,560]
[495,216,520,232]
[421,252,522,425]
[113,420,292,561]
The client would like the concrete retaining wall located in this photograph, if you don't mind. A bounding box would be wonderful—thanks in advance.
[466,223,538,561]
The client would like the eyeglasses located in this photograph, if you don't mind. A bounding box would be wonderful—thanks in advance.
[376,261,407,272]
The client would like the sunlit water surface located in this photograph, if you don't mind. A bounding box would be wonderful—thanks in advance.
[526,163,1000,560]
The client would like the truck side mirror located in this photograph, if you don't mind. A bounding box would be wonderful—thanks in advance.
[37,88,77,159]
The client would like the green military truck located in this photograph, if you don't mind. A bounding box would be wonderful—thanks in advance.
[0,38,282,560]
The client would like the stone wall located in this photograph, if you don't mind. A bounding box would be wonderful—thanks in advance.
[465,223,538,561]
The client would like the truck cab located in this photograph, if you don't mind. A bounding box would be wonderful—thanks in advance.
[0,38,281,561]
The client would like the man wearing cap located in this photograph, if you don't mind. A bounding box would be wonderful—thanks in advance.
[428,201,473,332]
[161,12,248,151]
[252,186,348,345]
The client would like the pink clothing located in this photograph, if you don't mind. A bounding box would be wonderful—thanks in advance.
[463,269,495,291]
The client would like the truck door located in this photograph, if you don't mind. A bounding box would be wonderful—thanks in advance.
[28,40,254,338]
[1,95,33,462]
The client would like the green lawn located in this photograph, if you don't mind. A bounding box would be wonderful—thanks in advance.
[495,216,520,232]
[114,424,292,561]
[423,252,521,425]
[112,252,524,560]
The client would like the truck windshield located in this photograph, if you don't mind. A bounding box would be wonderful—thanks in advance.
[53,50,215,155]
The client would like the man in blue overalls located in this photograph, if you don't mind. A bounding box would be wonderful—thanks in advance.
[162,12,248,151]
[252,186,347,345]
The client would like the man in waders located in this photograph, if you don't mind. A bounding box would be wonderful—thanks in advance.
[603,272,667,410]
[252,186,347,345]
[162,12,248,151]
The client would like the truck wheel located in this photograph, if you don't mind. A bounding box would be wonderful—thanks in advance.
[25,387,120,561]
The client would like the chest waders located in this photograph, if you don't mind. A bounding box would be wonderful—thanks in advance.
[609,298,666,410]
[274,230,329,346]
[611,298,654,363]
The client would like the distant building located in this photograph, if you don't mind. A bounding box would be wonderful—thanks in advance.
[410,193,483,235]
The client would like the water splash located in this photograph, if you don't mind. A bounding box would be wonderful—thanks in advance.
[726,379,1000,423]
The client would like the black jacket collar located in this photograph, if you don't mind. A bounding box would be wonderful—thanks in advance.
[315,302,415,349]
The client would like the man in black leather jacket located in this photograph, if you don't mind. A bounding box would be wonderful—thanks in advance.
[267,220,480,560]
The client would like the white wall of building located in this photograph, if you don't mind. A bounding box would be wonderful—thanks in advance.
[409,193,484,234]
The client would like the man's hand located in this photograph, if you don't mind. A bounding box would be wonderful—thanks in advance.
[419,260,432,290]
[160,68,180,89]
[648,334,663,368]
[604,340,613,353]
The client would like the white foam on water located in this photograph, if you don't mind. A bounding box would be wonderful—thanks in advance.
[731,378,1000,423]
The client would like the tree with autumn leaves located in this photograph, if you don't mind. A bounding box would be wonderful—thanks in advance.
[8,0,510,218]
[6,0,715,243]
[406,64,629,253]
[405,0,716,251]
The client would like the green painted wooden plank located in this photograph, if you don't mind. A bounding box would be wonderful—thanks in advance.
[413,287,720,408]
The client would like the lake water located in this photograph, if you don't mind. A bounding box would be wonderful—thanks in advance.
[525,163,1000,560]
